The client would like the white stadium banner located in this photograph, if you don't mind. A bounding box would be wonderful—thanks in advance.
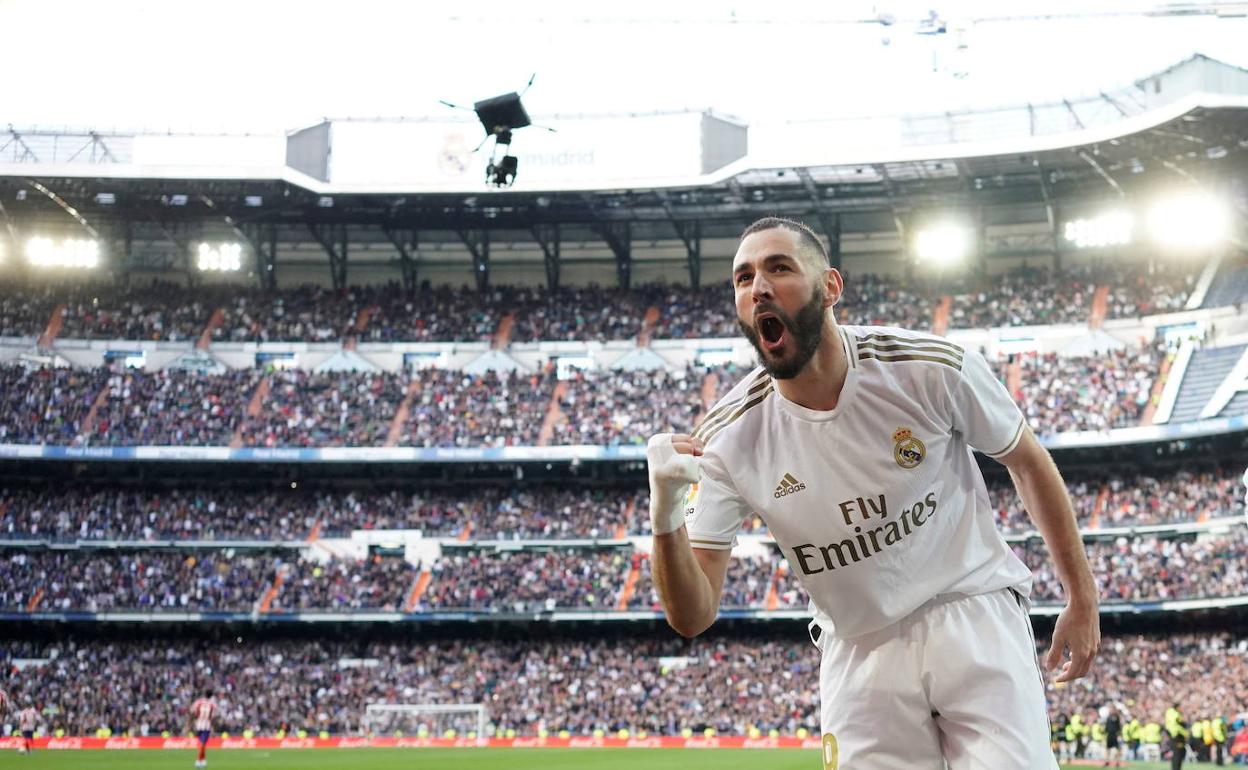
[317,111,747,192]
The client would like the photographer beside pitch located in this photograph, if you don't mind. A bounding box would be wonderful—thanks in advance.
[648,217,1099,769]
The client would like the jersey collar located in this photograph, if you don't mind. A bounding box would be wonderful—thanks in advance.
[772,326,859,423]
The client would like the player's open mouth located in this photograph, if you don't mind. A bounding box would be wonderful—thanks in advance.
[756,313,787,352]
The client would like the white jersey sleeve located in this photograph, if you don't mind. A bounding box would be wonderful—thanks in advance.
[949,348,1025,458]
[685,449,751,551]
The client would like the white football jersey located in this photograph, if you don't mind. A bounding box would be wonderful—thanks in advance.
[687,325,1033,639]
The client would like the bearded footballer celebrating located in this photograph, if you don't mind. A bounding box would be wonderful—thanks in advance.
[647,216,1099,769]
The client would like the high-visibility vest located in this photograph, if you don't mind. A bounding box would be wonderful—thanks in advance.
[1143,723,1162,744]
[1092,724,1106,741]
[1165,708,1188,739]
[1126,720,1142,741]
[1213,718,1227,743]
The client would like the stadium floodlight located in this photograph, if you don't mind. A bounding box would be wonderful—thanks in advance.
[197,242,243,272]
[915,224,970,265]
[1147,191,1231,249]
[25,236,100,269]
[1063,210,1133,249]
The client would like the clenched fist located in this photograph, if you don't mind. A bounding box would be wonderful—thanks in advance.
[646,433,703,535]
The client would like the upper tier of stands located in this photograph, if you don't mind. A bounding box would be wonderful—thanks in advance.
[0,346,1173,446]
[0,262,1200,344]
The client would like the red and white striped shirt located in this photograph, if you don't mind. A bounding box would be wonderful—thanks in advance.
[189,698,217,732]
[17,707,38,732]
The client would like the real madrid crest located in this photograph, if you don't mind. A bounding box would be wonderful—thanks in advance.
[893,427,925,469]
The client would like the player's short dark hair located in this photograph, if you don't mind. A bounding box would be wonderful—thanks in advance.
[740,217,829,267]
[205,689,214,697]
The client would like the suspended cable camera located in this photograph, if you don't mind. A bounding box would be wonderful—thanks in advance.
[441,75,553,188]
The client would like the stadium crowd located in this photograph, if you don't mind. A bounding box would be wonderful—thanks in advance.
[237,369,407,448]
[0,344,1178,448]
[0,549,274,612]
[6,526,1248,614]
[417,549,626,612]
[90,368,261,446]
[0,262,1200,344]
[270,555,416,612]
[1008,345,1165,435]
[0,633,1243,742]
[1,463,1238,543]
[1020,530,1248,604]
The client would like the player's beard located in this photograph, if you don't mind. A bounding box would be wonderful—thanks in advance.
[738,288,827,380]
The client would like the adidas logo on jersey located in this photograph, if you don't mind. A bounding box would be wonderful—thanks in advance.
[774,473,806,498]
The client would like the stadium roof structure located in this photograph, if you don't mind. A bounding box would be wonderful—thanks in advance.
[1,55,1246,290]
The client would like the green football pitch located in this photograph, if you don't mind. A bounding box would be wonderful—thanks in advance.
[0,748,1177,769]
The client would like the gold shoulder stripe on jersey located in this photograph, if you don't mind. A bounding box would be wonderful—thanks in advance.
[855,340,966,361]
[693,373,772,440]
[699,384,773,445]
[692,370,770,437]
[857,351,963,370]
[984,418,1026,458]
[854,332,963,355]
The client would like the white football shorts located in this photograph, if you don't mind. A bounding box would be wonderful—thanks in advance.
[814,588,1056,770]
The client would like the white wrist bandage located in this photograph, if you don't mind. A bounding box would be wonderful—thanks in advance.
[646,433,700,535]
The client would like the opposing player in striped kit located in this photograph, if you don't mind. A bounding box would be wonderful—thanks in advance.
[188,691,218,768]
[648,217,1099,769]
[16,704,39,754]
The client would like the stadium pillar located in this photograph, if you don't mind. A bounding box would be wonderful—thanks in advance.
[242,223,279,292]
[309,223,349,291]
[383,225,419,296]
[595,222,632,290]
[673,220,702,289]
[114,219,134,288]
[816,213,842,270]
[158,221,198,288]
[458,229,490,292]
[531,224,561,292]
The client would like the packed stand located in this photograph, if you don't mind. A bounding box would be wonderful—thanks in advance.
[554,366,705,446]
[89,367,261,446]
[1019,529,1248,603]
[399,368,550,447]
[0,284,59,338]
[237,369,407,448]
[2,633,1245,739]
[0,364,110,444]
[0,636,821,737]
[0,484,317,541]
[0,280,222,342]
[985,464,1243,533]
[215,285,357,343]
[2,463,1236,544]
[417,549,627,612]
[271,555,416,612]
[0,548,274,612]
[0,260,1205,344]
[509,285,661,342]
[1046,634,1247,750]
[946,267,1097,329]
[1006,345,1165,434]
[298,283,498,344]
[1104,264,1196,319]
[0,483,639,542]
[838,272,935,331]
